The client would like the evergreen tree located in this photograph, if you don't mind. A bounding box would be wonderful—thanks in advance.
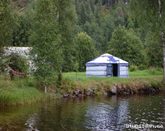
[75,0,130,53]
[75,0,103,52]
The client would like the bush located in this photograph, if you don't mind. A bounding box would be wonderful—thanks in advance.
[130,65,138,72]
[148,67,163,75]
[8,53,29,73]
[138,64,147,70]
[0,56,7,73]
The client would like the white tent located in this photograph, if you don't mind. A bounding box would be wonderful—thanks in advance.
[86,53,128,78]
[3,47,31,58]
[3,47,34,72]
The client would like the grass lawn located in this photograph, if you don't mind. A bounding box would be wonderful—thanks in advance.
[63,69,163,82]
[62,69,163,94]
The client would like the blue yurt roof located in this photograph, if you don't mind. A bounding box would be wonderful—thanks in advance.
[86,53,128,65]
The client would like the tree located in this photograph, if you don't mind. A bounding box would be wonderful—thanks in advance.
[75,0,104,52]
[130,0,165,81]
[75,32,97,71]
[0,0,14,53]
[108,26,144,66]
[12,16,30,46]
[57,0,77,72]
[145,32,163,67]
[29,0,62,92]
[75,0,130,53]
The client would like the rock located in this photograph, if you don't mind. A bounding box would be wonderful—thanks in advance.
[111,86,117,94]
[63,93,70,98]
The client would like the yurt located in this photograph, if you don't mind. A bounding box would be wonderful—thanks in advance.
[86,53,128,78]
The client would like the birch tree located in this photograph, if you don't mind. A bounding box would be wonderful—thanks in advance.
[29,0,62,92]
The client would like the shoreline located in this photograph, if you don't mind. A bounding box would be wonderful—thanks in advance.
[0,70,164,105]
[61,79,163,99]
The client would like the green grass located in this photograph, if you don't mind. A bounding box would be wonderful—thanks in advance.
[62,69,163,93]
[0,87,42,105]
[63,69,163,82]
[0,76,43,105]
[0,69,163,105]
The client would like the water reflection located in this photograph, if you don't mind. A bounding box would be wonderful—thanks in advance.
[85,96,129,130]
[25,113,39,131]
[0,104,39,131]
[0,95,164,131]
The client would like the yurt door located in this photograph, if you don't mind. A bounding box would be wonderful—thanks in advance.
[112,64,118,77]
[107,64,112,76]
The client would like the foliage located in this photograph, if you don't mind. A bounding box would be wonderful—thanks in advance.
[12,16,30,46]
[130,0,165,30]
[130,0,165,80]
[0,0,15,53]
[0,53,28,73]
[0,55,8,73]
[8,53,29,73]
[0,0,164,86]
[75,0,129,53]
[75,0,104,52]
[108,26,144,66]
[58,0,77,72]
[29,0,63,88]
[145,32,162,67]
[138,64,147,70]
[129,65,138,72]
[74,32,98,71]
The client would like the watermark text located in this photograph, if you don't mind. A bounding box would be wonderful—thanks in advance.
[125,123,164,129]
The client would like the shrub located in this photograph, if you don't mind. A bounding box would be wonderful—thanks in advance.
[0,56,8,73]
[130,65,138,72]
[138,64,147,70]
[8,53,29,73]
[148,67,163,75]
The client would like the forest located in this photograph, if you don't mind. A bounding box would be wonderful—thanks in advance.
[0,0,165,86]
[0,1,165,130]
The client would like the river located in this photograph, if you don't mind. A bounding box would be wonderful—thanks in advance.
[0,94,164,131]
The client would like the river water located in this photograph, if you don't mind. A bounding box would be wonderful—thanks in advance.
[0,94,164,131]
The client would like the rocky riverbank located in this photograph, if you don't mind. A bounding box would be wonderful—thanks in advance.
[62,80,163,98]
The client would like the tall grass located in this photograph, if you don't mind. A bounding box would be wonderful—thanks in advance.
[0,75,43,105]
[0,87,42,105]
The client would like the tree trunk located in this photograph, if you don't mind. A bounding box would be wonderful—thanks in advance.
[161,32,165,82]
[44,86,47,93]
[158,0,165,82]
[57,71,62,88]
